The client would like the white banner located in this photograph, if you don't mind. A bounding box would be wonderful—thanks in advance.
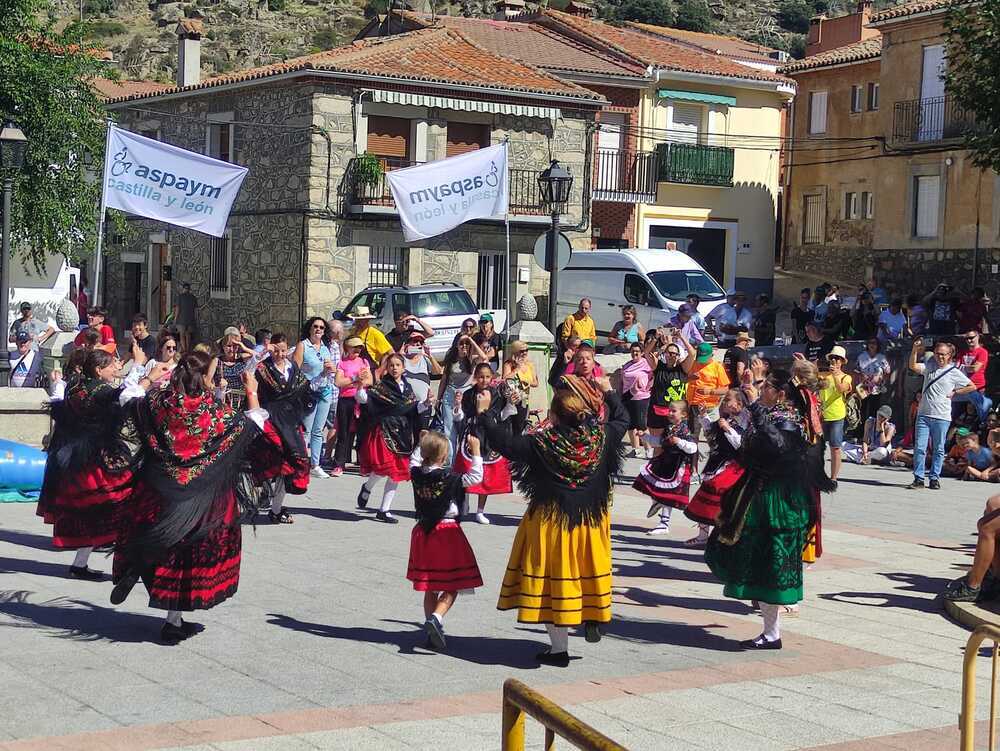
[102,125,248,237]
[387,143,508,242]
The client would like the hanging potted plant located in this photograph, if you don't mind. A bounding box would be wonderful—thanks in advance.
[355,152,384,202]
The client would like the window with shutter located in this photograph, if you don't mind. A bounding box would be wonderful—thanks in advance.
[366,116,410,162]
[207,121,233,162]
[914,175,940,238]
[446,122,489,158]
[210,234,231,299]
[844,191,858,220]
[669,102,703,144]
[862,191,874,219]
[867,82,879,111]
[809,91,828,135]
[803,194,824,244]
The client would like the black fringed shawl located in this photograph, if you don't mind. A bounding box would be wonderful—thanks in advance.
[459,384,509,460]
[255,358,314,456]
[363,376,419,455]
[480,391,629,529]
[411,467,465,534]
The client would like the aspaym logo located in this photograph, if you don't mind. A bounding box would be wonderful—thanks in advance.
[106,146,224,215]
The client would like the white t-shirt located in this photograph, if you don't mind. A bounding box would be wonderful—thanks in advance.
[916,358,973,422]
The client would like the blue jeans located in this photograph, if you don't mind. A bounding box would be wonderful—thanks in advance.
[912,414,950,481]
[441,385,459,464]
[302,390,333,468]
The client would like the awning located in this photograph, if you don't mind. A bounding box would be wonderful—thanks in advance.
[369,89,561,119]
[657,89,736,106]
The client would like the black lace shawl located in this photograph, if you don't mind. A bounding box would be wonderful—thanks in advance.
[480,391,628,529]
[459,385,509,460]
[702,419,747,475]
[411,466,465,534]
[362,376,420,455]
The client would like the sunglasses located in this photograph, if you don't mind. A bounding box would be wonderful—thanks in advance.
[164,345,177,351]
[966,336,978,341]
[312,325,326,330]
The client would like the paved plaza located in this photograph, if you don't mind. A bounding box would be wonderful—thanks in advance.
[0,455,995,750]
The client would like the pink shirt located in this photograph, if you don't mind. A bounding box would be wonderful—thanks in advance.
[337,356,367,398]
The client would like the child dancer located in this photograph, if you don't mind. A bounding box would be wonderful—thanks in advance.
[633,400,698,535]
[407,431,484,650]
[684,389,748,546]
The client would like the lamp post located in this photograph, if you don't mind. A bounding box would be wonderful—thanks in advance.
[0,122,28,385]
[537,160,573,339]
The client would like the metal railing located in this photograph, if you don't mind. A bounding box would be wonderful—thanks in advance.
[345,157,546,216]
[501,678,628,751]
[654,142,734,187]
[593,148,658,197]
[960,623,1000,750]
[892,95,975,144]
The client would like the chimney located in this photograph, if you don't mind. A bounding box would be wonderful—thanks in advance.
[493,0,525,19]
[806,14,824,47]
[565,0,593,16]
[175,18,203,88]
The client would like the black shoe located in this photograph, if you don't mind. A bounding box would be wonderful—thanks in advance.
[906,479,925,489]
[160,622,192,644]
[357,487,371,509]
[928,479,941,490]
[981,572,1000,601]
[584,622,602,643]
[536,649,570,667]
[181,620,202,636]
[375,511,398,524]
[110,570,140,605]
[424,617,447,650]
[943,576,982,603]
[739,634,783,650]
[68,565,104,581]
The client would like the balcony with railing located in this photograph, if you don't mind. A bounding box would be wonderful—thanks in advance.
[345,157,547,219]
[592,148,658,202]
[654,142,735,187]
[892,95,975,145]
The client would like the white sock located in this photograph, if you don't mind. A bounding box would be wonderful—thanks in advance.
[659,507,672,525]
[545,623,569,653]
[363,475,380,493]
[379,479,399,513]
[698,523,711,537]
[72,547,93,569]
[477,497,487,514]
[270,483,287,515]
[761,603,781,641]
[166,609,182,627]
[430,611,443,626]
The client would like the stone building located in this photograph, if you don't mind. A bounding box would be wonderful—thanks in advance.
[96,26,602,340]
[782,0,998,298]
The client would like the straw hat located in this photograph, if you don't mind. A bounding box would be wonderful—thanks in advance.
[350,306,377,321]
[826,345,848,361]
[345,336,364,349]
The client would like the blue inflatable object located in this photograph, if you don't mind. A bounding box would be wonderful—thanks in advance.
[0,439,46,501]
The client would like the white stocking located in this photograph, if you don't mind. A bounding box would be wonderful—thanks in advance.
[760,603,781,641]
[363,474,381,493]
[72,547,93,569]
[544,623,569,653]
[659,506,672,525]
[379,479,400,513]
[269,482,287,515]
[166,609,183,627]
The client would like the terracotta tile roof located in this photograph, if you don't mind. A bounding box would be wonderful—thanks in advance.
[540,10,794,85]
[93,78,175,100]
[176,18,204,37]
[781,37,882,73]
[99,28,605,104]
[396,11,646,77]
[625,22,780,64]
[870,0,951,24]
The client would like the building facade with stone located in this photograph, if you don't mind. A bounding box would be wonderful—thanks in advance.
[97,27,602,341]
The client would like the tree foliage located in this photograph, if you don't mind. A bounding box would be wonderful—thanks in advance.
[0,0,115,269]
[945,2,1000,171]
[614,0,675,26]
[675,0,714,32]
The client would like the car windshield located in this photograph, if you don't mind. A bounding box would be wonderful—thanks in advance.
[648,270,725,302]
[403,290,478,318]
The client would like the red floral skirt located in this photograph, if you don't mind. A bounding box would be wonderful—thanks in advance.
[684,461,745,525]
[633,457,692,510]
[37,464,132,549]
[360,427,410,482]
[407,520,483,592]
[113,482,241,611]
[453,453,512,496]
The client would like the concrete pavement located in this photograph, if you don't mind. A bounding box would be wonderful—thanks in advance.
[0,455,993,750]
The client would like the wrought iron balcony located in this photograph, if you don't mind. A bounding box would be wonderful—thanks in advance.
[593,148,658,201]
[654,142,734,187]
[892,95,975,145]
[345,157,546,217]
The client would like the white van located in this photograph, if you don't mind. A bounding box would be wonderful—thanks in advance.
[556,249,726,344]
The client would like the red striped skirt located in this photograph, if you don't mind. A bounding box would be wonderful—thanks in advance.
[407,520,483,592]
[359,427,411,482]
[684,461,745,525]
[453,452,512,496]
[37,464,132,549]
[633,460,692,510]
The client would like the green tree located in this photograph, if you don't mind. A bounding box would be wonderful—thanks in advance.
[945,2,1000,171]
[0,0,116,269]
[675,0,714,32]
[614,0,675,26]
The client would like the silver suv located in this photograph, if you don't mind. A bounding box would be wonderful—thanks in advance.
[336,284,507,357]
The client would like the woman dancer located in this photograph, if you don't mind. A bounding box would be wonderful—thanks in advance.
[705,369,835,650]
[453,362,514,525]
[111,353,283,643]
[619,342,652,457]
[37,350,131,580]
[632,400,698,536]
[407,431,484,650]
[482,381,628,666]
[254,333,313,523]
[293,317,336,478]
[356,353,420,523]
[684,389,748,547]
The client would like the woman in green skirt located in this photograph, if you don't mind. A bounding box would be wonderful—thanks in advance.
[705,368,835,650]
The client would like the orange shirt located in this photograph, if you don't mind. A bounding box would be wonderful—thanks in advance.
[687,360,730,408]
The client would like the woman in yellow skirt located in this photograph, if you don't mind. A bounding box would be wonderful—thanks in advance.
[480,375,628,667]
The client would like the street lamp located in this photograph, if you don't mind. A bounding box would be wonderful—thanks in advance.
[0,121,28,385]
[537,160,573,338]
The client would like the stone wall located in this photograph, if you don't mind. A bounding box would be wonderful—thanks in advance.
[783,244,874,285]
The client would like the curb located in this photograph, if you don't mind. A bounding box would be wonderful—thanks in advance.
[944,598,1000,631]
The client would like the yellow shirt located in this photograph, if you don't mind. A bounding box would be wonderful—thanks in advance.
[819,372,852,421]
[351,325,393,365]
[561,314,596,345]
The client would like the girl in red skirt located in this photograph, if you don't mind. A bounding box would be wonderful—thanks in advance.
[407,431,484,650]
[633,400,698,535]
[357,354,420,524]
[684,389,748,546]
[38,349,132,580]
[453,363,513,525]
